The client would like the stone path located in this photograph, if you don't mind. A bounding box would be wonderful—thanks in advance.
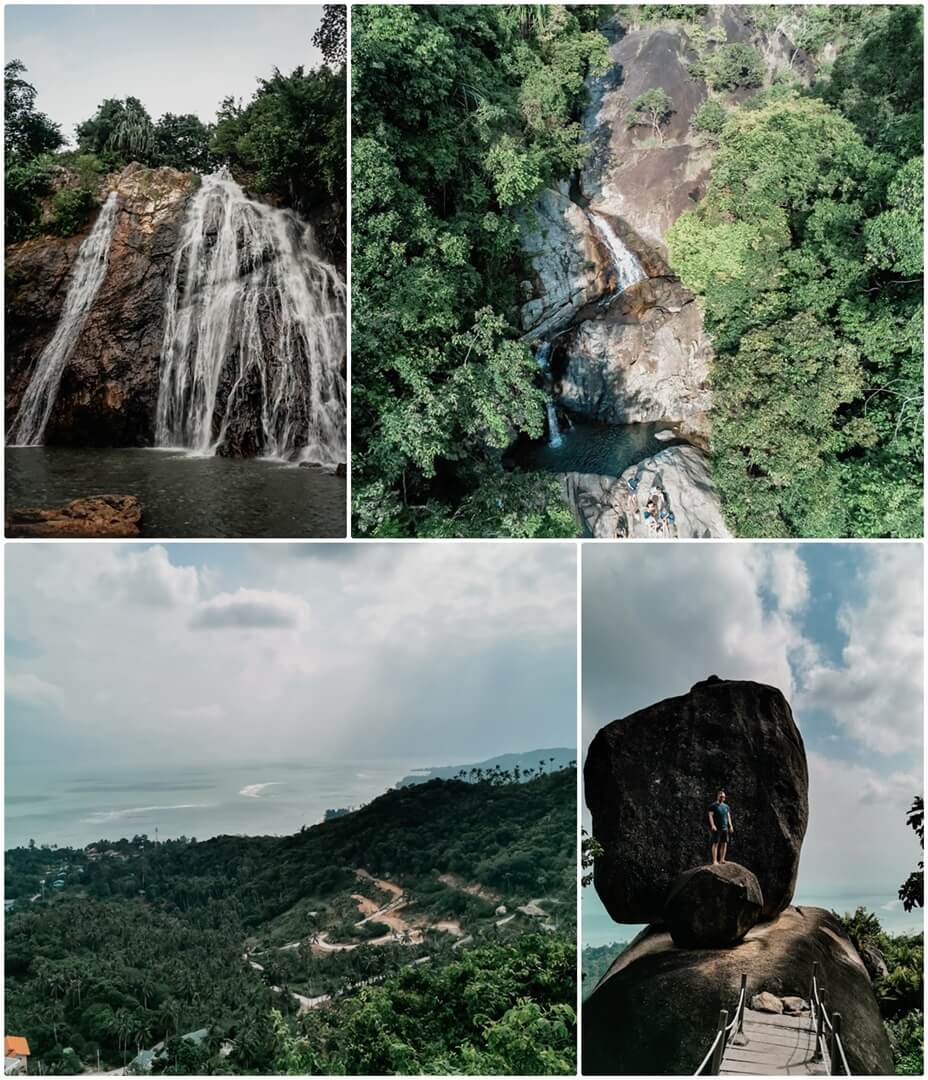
[720,1009,828,1076]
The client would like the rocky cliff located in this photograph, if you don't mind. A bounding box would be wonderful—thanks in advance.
[583,676,892,1075]
[519,8,814,537]
[6,165,195,445]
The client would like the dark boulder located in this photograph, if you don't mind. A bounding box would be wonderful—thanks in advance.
[584,677,808,922]
[582,906,894,1076]
[664,862,763,948]
[7,494,142,537]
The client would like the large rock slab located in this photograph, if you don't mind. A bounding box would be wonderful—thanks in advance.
[6,495,142,537]
[517,187,613,338]
[558,278,712,443]
[581,24,713,258]
[584,677,807,921]
[582,907,894,1076]
[664,862,764,948]
[563,444,730,539]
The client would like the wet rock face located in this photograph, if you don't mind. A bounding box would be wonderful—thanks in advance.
[563,444,730,539]
[582,907,894,1076]
[5,164,196,445]
[584,678,808,922]
[663,862,764,948]
[6,494,142,537]
[517,187,614,339]
[559,278,712,443]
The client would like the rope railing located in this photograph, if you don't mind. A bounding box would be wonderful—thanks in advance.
[694,974,747,1075]
[809,961,852,1076]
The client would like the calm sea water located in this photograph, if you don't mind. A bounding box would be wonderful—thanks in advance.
[583,884,923,950]
[5,757,426,850]
[6,447,346,538]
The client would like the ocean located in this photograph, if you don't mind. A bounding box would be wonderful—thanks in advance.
[4,756,428,850]
[583,884,924,949]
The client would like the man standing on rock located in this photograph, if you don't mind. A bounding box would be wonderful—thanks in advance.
[708,790,734,864]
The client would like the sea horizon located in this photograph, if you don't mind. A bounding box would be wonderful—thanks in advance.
[4,754,435,850]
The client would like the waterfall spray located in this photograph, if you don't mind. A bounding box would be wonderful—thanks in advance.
[155,169,346,463]
[587,211,645,295]
[7,192,119,446]
[535,341,563,448]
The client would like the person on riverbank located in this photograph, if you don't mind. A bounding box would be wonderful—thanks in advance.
[708,790,734,864]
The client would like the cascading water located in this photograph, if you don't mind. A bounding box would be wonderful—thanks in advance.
[587,210,645,294]
[535,341,563,448]
[7,192,119,446]
[155,169,346,463]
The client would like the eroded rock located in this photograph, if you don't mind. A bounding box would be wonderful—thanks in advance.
[559,279,712,443]
[584,677,808,922]
[664,862,764,948]
[583,907,894,1076]
[751,990,784,1013]
[563,444,730,539]
[6,494,142,538]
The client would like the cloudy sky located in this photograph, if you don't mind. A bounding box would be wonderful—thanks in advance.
[582,542,923,938]
[5,5,325,143]
[7,543,577,769]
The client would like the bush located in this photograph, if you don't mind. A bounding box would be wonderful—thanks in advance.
[50,188,99,236]
[707,43,765,91]
[692,98,729,137]
[887,1010,924,1075]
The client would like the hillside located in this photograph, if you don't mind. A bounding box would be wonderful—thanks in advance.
[398,747,575,786]
[4,768,576,1075]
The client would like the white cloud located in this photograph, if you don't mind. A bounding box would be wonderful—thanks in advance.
[100,545,199,608]
[6,672,65,712]
[798,546,923,754]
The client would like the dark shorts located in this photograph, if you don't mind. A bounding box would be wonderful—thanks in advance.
[711,830,729,844]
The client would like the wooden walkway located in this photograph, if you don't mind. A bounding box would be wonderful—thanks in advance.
[720,1008,829,1076]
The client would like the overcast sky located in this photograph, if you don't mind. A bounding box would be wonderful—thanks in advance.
[7,543,577,768]
[582,542,923,935]
[5,5,325,143]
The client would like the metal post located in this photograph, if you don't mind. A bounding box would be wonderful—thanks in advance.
[813,986,825,1061]
[710,1010,728,1075]
[830,1013,843,1076]
[809,959,818,1004]
[738,973,747,1034]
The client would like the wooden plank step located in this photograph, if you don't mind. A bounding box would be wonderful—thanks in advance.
[725,1048,819,1065]
[742,1010,809,1028]
[738,1029,818,1049]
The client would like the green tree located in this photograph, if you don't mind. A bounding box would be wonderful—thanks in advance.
[153,113,212,172]
[4,59,62,158]
[626,88,674,144]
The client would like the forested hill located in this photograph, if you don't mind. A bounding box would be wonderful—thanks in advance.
[5,769,576,1074]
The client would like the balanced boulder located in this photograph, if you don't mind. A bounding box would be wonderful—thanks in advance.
[664,862,763,948]
[584,677,808,922]
[582,906,894,1076]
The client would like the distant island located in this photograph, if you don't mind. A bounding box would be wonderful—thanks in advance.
[399,747,575,787]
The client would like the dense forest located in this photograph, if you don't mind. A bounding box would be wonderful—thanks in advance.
[667,4,923,537]
[4,767,576,1075]
[351,5,923,538]
[5,4,346,254]
[351,5,608,537]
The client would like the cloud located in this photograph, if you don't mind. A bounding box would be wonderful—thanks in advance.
[190,589,308,630]
[100,545,199,608]
[797,545,923,754]
[6,672,65,712]
[582,544,804,741]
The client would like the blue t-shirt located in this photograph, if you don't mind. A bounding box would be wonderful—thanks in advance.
[710,802,731,831]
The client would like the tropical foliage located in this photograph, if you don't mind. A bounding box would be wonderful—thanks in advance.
[668,5,923,537]
[351,4,608,537]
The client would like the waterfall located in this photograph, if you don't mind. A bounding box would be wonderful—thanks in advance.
[588,211,645,294]
[155,169,346,463]
[7,192,119,446]
[535,341,563,448]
